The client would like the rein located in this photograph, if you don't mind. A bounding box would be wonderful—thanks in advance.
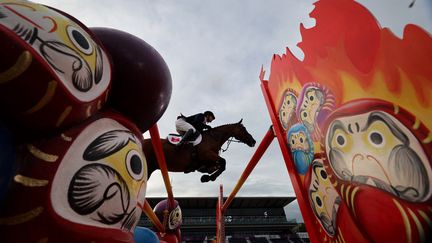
[220,137,242,153]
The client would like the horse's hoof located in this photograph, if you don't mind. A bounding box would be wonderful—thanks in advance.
[200,175,210,183]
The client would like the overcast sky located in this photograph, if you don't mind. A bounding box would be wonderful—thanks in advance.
[37,0,431,202]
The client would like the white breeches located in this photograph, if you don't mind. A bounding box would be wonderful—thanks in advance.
[175,118,196,134]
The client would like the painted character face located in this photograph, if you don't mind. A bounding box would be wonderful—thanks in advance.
[51,118,147,231]
[288,123,314,175]
[289,130,310,151]
[279,91,297,130]
[168,205,182,230]
[0,1,110,101]
[308,160,341,237]
[299,87,324,132]
[326,111,432,202]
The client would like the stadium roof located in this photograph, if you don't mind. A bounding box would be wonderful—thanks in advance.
[145,197,296,209]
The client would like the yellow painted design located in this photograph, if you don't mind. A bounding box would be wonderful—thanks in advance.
[61,133,72,142]
[422,133,432,144]
[418,210,432,230]
[394,199,412,243]
[413,119,421,130]
[408,208,425,243]
[394,104,400,115]
[14,174,48,187]
[86,105,92,117]
[105,89,110,102]
[37,238,48,243]
[345,185,351,206]
[350,186,359,209]
[23,81,57,114]
[338,227,346,243]
[340,184,345,199]
[0,51,32,84]
[338,69,432,132]
[97,99,102,110]
[55,106,72,127]
[27,144,58,162]
[0,207,43,225]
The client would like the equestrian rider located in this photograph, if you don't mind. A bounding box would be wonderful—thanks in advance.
[175,111,215,146]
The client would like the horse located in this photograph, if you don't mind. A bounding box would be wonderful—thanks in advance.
[143,119,256,183]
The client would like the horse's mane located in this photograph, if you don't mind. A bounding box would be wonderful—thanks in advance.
[202,122,241,135]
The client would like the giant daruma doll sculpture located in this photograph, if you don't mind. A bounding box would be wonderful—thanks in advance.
[0,0,111,139]
[0,0,172,242]
[262,0,432,242]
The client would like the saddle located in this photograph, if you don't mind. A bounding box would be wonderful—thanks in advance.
[167,133,202,146]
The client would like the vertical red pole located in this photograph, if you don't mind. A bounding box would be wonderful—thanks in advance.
[216,184,225,243]
[261,79,320,243]
[148,124,175,209]
[221,127,275,212]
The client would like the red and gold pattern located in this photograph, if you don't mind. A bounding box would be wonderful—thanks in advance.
[0,1,111,137]
[262,0,432,241]
[0,111,147,242]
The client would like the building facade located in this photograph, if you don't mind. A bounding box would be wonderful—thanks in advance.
[139,197,309,243]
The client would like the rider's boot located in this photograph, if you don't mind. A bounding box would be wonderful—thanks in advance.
[177,129,194,146]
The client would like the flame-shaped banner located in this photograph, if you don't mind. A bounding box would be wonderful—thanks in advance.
[261,0,432,242]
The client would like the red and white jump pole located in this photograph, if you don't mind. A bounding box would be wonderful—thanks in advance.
[216,126,275,242]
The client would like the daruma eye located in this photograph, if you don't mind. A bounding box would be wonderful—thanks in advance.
[335,133,346,147]
[369,131,384,147]
[320,169,328,180]
[315,195,323,207]
[309,95,314,101]
[126,150,144,180]
[67,25,93,55]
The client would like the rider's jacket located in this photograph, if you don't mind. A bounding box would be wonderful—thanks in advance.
[178,113,211,132]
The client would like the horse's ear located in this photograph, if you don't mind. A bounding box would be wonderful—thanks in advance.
[238,119,243,124]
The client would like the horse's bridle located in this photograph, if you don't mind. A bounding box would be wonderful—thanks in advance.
[220,137,242,153]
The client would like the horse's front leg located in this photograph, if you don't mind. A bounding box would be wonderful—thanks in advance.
[200,157,226,183]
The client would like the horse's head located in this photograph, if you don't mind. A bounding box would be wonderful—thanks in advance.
[231,119,256,147]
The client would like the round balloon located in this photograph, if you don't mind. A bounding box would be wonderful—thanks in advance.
[134,226,159,243]
[0,1,112,139]
[153,199,182,232]
[90,27,172,132]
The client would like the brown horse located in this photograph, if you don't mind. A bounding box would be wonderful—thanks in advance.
[143,119,256,182]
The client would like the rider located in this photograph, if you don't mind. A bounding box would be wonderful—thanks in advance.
[175,111,215,146]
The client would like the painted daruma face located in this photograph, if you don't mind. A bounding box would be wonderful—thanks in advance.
[279,91,297,130]
[307,159,341,237]
[0,1,110,101]
[51,118,147,231]
[325,110,432,202]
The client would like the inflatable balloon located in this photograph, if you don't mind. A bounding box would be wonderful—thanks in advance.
[90,27,172,132]
[0,111,147,242]
[0,1,111,139]
[153,199,182,233]
[0,120,15,204]
[134,226,159,243]
[158,232,179,243]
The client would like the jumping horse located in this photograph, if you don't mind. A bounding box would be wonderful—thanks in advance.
[143,119,256,182]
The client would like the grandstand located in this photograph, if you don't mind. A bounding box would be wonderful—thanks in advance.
[139,197,310,243]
